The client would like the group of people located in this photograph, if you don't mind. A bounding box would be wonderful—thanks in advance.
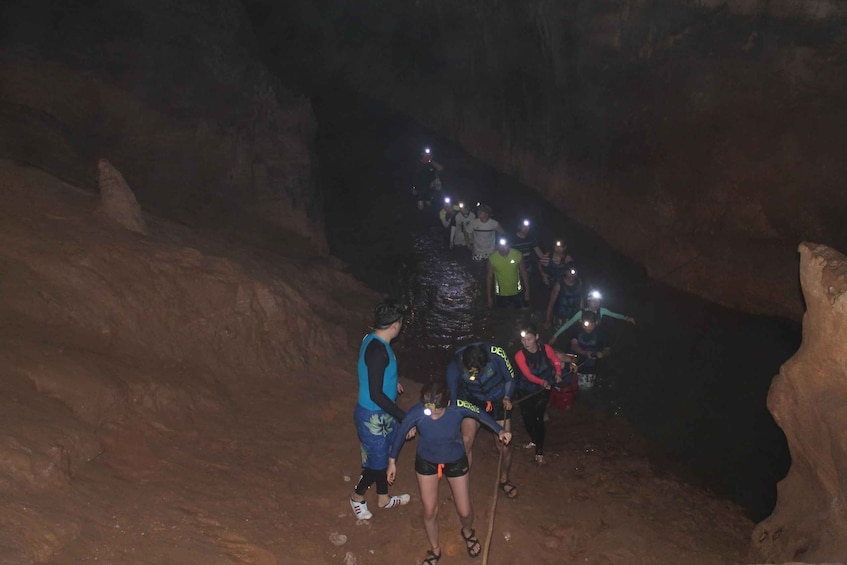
[348,148,638,562]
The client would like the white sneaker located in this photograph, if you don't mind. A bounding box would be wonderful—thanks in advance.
[382,494,411,509]
[524,441,536,449]
[350,497,373,520]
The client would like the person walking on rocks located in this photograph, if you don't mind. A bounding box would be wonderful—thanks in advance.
[350,299,412,519]
[388,380,512,563]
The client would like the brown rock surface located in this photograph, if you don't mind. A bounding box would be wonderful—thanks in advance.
[751,242,847,562]
[0,159,756,563]
[97,158,147,235]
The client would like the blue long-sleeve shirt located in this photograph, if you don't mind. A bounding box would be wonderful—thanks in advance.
[389,402,504,463]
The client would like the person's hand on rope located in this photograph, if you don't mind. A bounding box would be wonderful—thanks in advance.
[497,430,512,445]
[625,316,636,325]
[502,397,512,411]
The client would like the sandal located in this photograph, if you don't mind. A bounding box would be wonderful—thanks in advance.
[461,528,481,558]
[499,480,519,499]
[422,548,442,564]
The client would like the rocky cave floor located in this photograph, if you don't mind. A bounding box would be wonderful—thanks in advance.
[0,159,758,564]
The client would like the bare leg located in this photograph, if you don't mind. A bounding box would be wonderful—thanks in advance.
[417,472,441,554]
[446,473,473,531]
[461,418,481,468]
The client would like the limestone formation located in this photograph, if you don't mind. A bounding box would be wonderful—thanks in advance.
[752,242,847,562]
[97,158,147,235]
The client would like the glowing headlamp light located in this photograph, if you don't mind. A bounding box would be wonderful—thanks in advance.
[444,196,451,204]
[520,330,528,338]
[458,202,465,208]
[589,290,602,301]
[499,238,507,246]
[569,268,577,275]
[424,147,431,154]
[468,367,479,381]
[423,404,435,416]
[555,241,562,248]
[583,320,591,327]
[523,219,530,227]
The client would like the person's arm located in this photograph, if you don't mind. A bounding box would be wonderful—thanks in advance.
[449,225,456,248]
[570,337,596,358]
[457,404,511,444]
[364,341,406,421]
[486,259,494,307]
[519,258,530,303]
[493,349,516,402]
[514,350,548,389]
[439,210,451,228]
[533,245,545,259]
[494,221,506,235]
[388,406,419,461]
[544,344,563,383]
[465,221,474,250]
[552,310,582,342]
[600,307,636,324]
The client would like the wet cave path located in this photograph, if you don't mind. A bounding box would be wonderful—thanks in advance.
[311,88,797,521]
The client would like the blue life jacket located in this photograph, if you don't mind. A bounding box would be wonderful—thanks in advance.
[517,347,554,393]
[456,344,509,405]
[556,281,582,319]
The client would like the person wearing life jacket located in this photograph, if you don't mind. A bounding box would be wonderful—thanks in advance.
[550,289,635,344]
[445,342,519,499]
[567,310,610,392]
[513,324,563,466]
[350,299,412,520]
[412,147,444,210]
[438,196,459,229]
[544,264,583,329]
[450,201,475,251]
[538,239,574,287]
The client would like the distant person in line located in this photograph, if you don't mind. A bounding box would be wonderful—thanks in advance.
[388,380,512,564]
[446,342,520,499]
[349,299,412,520]
[412,146,443,210]
[566,309,610,394]
[438,196,458,230]
[450,201,475,251]
[487,237,530,309]
[544,263,583,330]
[538,239,574,288]
[511,219,547,275]
[550,289,635,345]
[467,204,505,262]
[514,324,563,466]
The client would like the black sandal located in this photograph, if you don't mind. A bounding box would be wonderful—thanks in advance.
[499,480,519,499]
[422,548,442,564]
[461,528,481,558]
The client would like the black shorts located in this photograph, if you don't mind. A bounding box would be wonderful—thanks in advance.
[415,454,470,478]
[495,294,527,309]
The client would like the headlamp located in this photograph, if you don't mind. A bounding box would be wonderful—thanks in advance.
[556,241,562,248]
[458,202,465,209]
[499,238,507,247]
[423,404,435,416]
[523,219,530,227]
[520,330,528,338]
[424,147,431,154]
[569,268,577,275]
[589,290,602,301]
[468,367,479,381]
[583,320,591,327]
[444,196,451,204]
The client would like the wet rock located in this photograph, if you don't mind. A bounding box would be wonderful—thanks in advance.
[342,551,357,565]
[329,532,347,546]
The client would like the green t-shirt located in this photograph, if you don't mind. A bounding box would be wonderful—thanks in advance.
[489,249,523,296]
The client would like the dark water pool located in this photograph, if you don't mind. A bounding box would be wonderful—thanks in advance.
[313,88,796,521]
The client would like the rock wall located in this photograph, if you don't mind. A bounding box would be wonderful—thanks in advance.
[751,242,847,562]
[0,0,326,254]
[246,0,847,319]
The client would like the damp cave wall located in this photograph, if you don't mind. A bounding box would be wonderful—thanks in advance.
[0,0,327,253]
[244,0,847,320]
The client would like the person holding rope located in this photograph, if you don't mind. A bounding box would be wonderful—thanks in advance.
[387,381,512,564]
[550,289,635,345]
[514,323,565,466]
[349,299,412,520]
[567,309,610,393]
[446,342,520,499]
